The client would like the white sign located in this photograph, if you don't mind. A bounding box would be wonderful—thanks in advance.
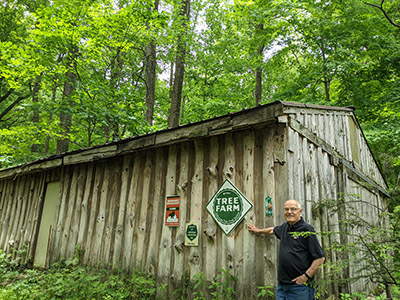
[206,179,253,236]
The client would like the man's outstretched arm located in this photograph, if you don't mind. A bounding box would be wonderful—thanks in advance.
[247,224,274,235]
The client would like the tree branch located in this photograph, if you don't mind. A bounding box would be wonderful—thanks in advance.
[0,94,30,122]
[364,0,400,28]
[358,233,398,285]
[0,88,15,104]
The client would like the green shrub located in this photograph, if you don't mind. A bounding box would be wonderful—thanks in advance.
[0,250,157,300]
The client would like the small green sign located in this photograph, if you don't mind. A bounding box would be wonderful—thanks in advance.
[206,179,253,235]
[185,222,199,246]
[186,224,198,241]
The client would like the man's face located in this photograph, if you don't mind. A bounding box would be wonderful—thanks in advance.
[284,200,302,225]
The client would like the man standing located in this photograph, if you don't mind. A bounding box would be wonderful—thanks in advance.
[248,199,325,300]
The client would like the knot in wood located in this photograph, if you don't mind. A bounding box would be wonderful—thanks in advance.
[204,225,216,241]
[189,253,200,265]
[174,241,184,253]
[207,165,218,178]
[177,181,188,192]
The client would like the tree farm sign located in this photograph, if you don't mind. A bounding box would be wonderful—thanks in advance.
[206,179,253,235]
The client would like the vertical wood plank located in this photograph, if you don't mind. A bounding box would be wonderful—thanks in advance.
[188,139,203,279]
[0,179,6,246]
[261,128,277,286]
[77,163,94,259]
[28,174,49,262]
[233,131,244,298]
[52,167,71,261]
[121,153,140,268]
[141,151,157,273]
[204,137,218,282]
[0,180,13,249]
[101,158,122,266]
[253,129,264,287]
[129,151,146,270]
[292,130,301,202]
[303,140,313,221]
[274,126,289,224]
[145,147,168,276]
[134,150,154,269]
[157,144,177,296]
[5,176,24,251]
[23,176,41,260]
[221,133,236,285]
[300,137,308,209]
[83,164,103,265]
[61,167,79,258]
[14,175,32,252]
[13,176,29,249]
[112,155,132,268]
[172,142,190,286]
[343,115,352,161]
[92,163,110,265]
[242,130,256,297]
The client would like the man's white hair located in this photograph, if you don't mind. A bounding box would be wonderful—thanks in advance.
[286,199,302,209]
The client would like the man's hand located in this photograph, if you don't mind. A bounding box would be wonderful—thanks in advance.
[292,274,308,285]
[247,224,260,234]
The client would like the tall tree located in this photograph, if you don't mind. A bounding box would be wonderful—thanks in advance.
[168,0,191,128]
[31,74,43,153]
[144,0,160,126]
[254,24,265,106]
[57,47,77,154]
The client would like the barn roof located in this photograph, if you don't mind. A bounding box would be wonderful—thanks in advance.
[0,101,360,179]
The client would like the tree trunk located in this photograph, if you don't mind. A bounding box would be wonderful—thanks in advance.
[144,0,159,126]
[168,0,191,129]
[45,85,57,154]
[323,77,331,102]
[57,48,77,154]
[105,49,124,142]
[385,283,393,300]
[321,50,331,102]
[254,24,264,106]
[31,75,42,153]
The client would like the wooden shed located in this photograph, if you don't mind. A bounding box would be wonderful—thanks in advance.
[0,101,389,298]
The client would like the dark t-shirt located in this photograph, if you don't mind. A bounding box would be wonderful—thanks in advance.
[273,217,325,284]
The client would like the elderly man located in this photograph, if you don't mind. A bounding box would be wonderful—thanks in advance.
[248,199,325,300]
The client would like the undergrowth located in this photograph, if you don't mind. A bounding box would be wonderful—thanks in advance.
[0,250,157,300]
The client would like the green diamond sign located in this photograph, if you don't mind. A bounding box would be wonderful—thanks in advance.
[206,179,253,236]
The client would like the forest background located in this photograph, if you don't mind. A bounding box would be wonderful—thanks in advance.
[0,0,399,206]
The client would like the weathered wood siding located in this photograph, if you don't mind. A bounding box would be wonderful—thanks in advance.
[0,169,60,262]
[43,127,281,298]
[284,106,388,295]
[0,102,389,299]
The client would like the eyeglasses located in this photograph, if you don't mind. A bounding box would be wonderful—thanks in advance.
[284,208,299,212]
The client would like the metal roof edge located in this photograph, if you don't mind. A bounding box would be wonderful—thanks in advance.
[279,101,355,112]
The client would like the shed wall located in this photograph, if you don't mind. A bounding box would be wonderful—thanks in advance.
[0,169,60,260]
[47,127,280,298]
[285,109,388,295]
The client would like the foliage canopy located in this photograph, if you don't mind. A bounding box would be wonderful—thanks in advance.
[0,0,399,198]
